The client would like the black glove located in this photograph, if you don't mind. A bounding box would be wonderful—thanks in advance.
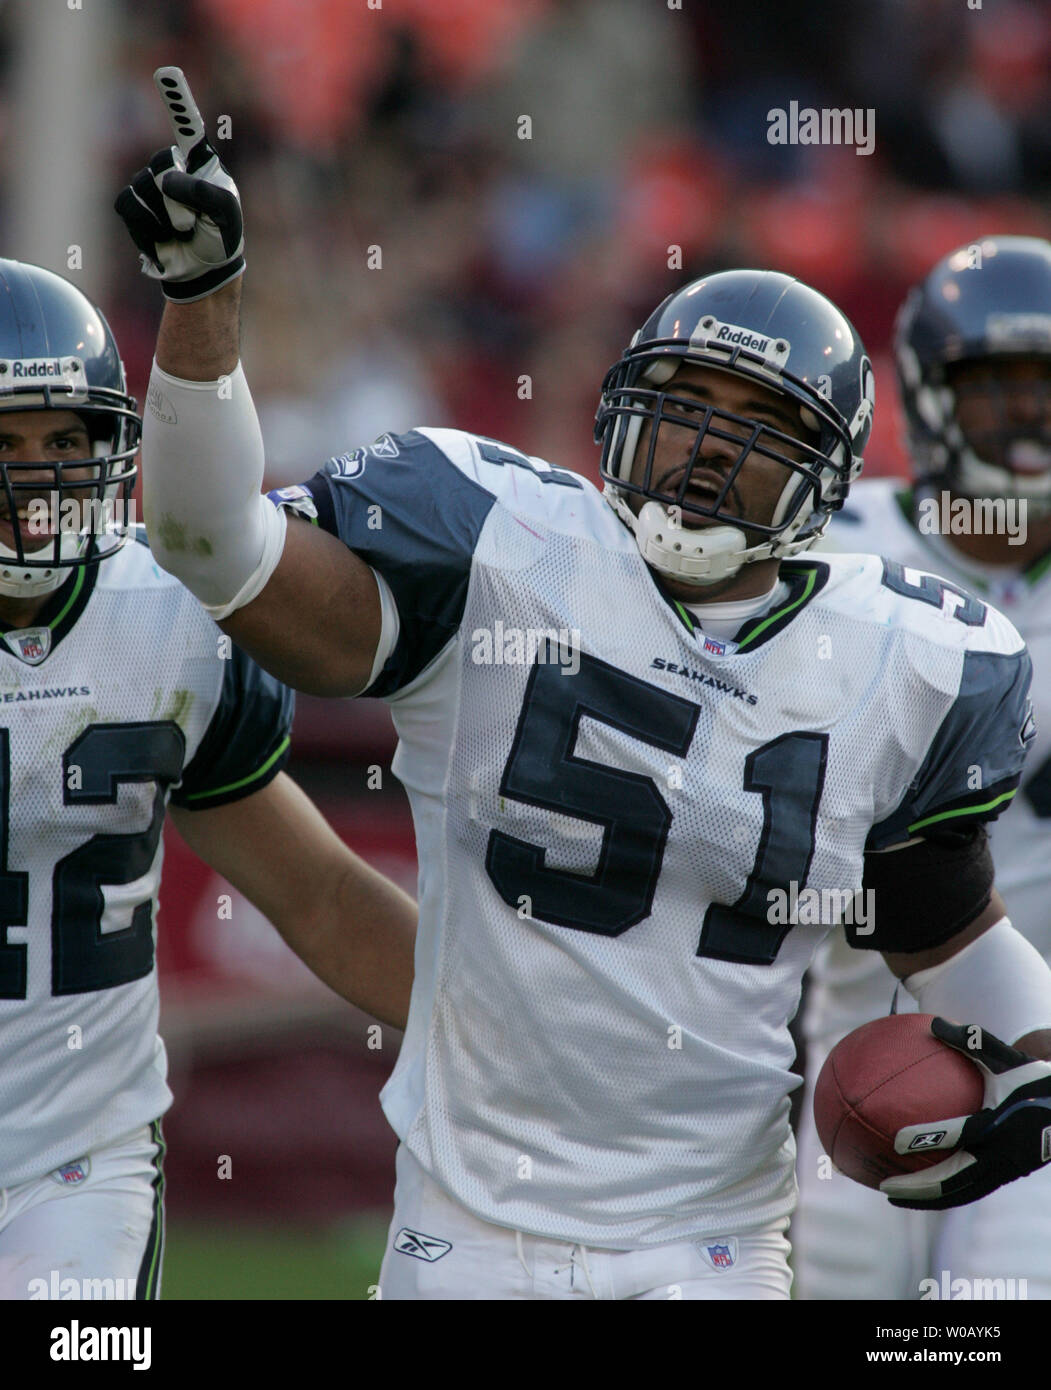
[880,1017,1051,1210]
[114,67,244,302]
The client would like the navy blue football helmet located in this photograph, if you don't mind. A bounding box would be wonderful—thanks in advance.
[595,270,874,584]
[0,259,140,595]
[895,235,1051,512]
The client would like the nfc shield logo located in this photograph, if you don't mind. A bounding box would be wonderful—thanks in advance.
[908,1131,947,1151]
[393,1228,452,1263]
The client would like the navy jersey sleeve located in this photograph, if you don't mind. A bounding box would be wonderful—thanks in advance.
[866,646,1035,851]
[269,430,497,697]
[170,643,295,810]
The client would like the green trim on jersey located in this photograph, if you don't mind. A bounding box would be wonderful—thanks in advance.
[908,786,1018,835]
[659,561,828,651]
[179,734,291,803]
[735,561,828,652]
[0,561,98,661]
[45,567,86,628]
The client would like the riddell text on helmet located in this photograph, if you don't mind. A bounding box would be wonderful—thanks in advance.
[714,326,770,353]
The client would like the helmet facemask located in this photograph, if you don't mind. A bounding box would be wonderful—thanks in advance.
[597,345,863,586]
[0,363,140,598]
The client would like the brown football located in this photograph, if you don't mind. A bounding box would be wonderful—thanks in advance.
[813,1013,985,1190]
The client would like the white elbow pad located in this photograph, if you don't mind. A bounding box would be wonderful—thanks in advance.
[904,917,1051,1045]
[142,360,285,616]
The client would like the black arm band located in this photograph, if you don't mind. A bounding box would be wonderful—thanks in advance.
[848,824,994,952]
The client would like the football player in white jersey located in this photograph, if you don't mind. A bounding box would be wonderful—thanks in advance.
[115,80,1051,1299]
[794,235,1051,1300]
[0,259,417,1300]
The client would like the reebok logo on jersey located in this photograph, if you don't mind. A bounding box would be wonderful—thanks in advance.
[650,657,757,705]
[393,1228,452,1262]
[370,433,400,458]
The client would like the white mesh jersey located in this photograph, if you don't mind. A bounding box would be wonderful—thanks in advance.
[805,478,1051,1046]
[0,533,292,1186]
[281,430,1031,1247]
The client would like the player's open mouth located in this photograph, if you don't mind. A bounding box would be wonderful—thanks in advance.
[1005,440,1051,475]
[663,468,736,524]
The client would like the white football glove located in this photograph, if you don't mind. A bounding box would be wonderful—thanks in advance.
[114,68,245,302]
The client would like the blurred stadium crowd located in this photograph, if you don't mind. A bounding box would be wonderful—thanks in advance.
[16,0,1051,489]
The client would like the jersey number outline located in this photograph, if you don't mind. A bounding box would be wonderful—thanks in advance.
[880,559,987,626]
[0,722,184,1000]
[476,438,584,489]
[485,653,828,962]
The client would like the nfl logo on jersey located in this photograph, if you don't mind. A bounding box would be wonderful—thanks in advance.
[49,1158,90,1186]
[703,1241,737,1270]
[702,635,727,656]
[3,626,50,664]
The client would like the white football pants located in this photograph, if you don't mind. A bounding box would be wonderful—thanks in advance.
[379,1144,793,1300]
[0,1122,165,1301]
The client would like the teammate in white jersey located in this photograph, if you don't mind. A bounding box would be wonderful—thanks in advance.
[115,81,1051,1299]
[0,259,417,1300]
[794,235,1051,1300]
